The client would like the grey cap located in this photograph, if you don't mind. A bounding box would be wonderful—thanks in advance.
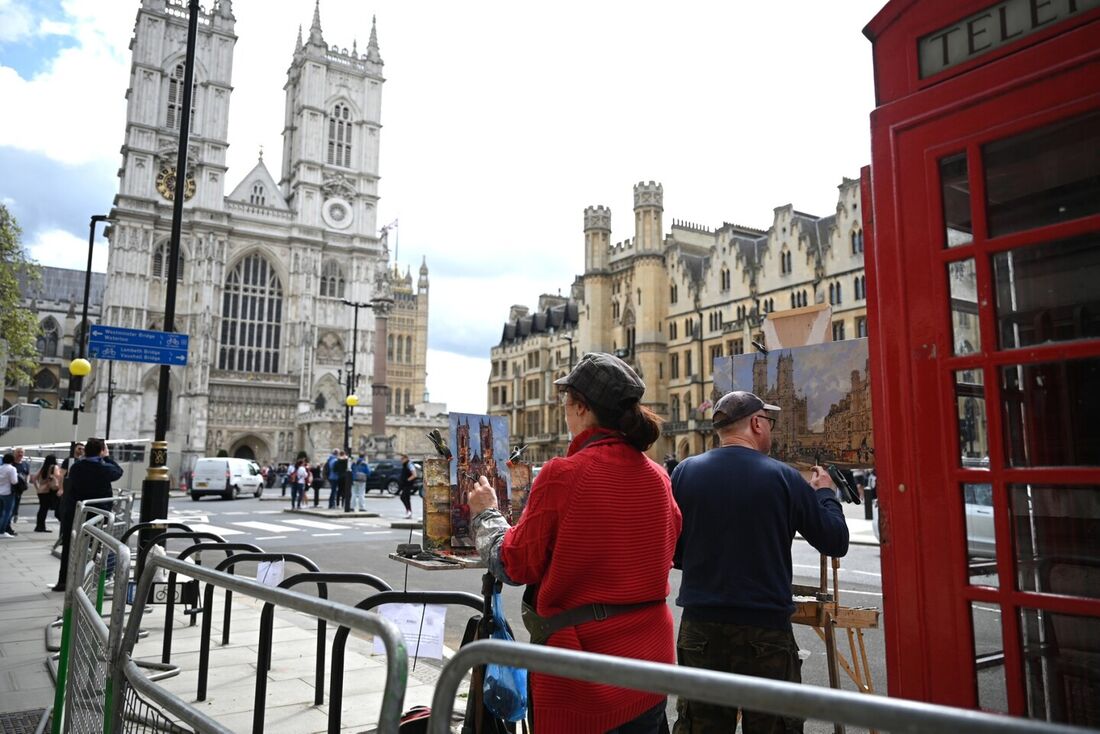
[554,352,645,415]
[712,390,781,429]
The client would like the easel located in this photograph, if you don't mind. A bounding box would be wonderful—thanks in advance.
[791,554,880,734]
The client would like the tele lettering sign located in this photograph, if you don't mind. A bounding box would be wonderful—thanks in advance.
[918,0,1100,78]
[88,325,189,366]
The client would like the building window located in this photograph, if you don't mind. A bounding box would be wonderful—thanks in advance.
[781,250,793,275]
[669,322,678,340]
[830,282,843,305]
[708,345,722,376]
[856,316,868,338]
[720,266,731,291]
[406,336,413,363]
[685,350,693,377]
[670,284,678,304]
[670,353,680,379]
[166,63,196,131]
[851,230,864,254]
[37,318,60,357]
[854,275,866,301]
[319,260,345,299]
[249,182,266,206]
[218,253,283,373]
[832,320,846,341]
[671,395,681,421]
[396,334,404,362]
[152,242,184,281]
[729,339,744,356]
[492,387,499,405]
[327,102,352,167]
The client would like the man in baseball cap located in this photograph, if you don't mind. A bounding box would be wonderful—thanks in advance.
[669,390,848,732]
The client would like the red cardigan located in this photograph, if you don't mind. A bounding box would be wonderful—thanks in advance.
[500,428,682,733]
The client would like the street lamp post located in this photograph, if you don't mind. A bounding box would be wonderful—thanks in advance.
[69,215,107,453]
[344,297,394,459]
[560,334,575,370]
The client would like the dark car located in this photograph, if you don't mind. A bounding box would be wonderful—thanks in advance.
[364,460,423,495]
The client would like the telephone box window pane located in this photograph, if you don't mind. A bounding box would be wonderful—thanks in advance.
[1019,608,1100,726]
[950,258,981,354]
[956,369,988,465]
[1001,357,1100,467]
[965,481,998,588]
[1013,484,1100,600]
[993,235,1100,350]
[941,153,973,248]
[984,110,1100,238]
[971,602,1007,714]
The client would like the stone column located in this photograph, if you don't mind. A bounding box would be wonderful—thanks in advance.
[370,299,392,455]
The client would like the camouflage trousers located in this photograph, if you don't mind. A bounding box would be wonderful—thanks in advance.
[673,619,803,734]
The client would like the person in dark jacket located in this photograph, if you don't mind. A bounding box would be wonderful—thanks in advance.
[671,391,849,733]
[53,437,123,592]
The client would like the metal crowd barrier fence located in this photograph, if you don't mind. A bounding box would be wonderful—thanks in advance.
[114,554,411,734]
[329,590,485,734]
[253,571,393,733]
[429,640,1089,734]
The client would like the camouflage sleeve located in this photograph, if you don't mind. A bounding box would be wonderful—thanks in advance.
[471,508,520,585]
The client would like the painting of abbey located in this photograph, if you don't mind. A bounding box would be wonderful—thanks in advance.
[713,339,874,469]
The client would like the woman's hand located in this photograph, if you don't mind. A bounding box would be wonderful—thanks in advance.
[468,475,498,516]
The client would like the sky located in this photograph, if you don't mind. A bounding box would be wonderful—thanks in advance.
[0,0,886,414]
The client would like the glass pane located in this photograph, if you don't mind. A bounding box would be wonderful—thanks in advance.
[984,110,1100,238]
[1013,484,1100,599]
[955,369,989,463]
[993,235,1100,349]
[1019,608,1100,726]
[950,258,981,354]
[965,481,998,587]
[972,602,1007,713]
[941,153,973,247]
[1001,357,1100,467]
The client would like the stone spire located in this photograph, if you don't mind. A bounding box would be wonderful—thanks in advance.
[366,15,382,63]
[308,0,324,46]
[295,24,303,53]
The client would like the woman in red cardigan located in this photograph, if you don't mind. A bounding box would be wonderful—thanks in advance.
[469,352,682,733]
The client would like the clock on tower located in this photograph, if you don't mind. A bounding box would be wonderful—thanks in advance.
[155,165,196,202]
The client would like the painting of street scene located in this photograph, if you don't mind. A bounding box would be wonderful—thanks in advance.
[713,339,874,469]
[446,413,513,550]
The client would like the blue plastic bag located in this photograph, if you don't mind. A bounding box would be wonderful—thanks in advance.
[483,590,528,722]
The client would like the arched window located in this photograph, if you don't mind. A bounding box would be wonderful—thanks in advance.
[671,394,681,422]
[829,283,836,305]
[720,266,731,291]
[836,282,843,304]
[851,230,864,254]
[218,253,283,373]
[37,318,60,357]
[387,334,394,360]
[327,102,352,167]
[166,63,196,131]
[405,388,411,412]
[405,336,413,363]
[319,260,345,299]
[249,182,266,206]
[152,242,184,281]
[396,334,404,363]
[34,369,58,391]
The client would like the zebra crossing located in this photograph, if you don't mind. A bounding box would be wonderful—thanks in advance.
[165,511,400,541]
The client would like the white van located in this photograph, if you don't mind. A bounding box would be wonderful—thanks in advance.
[190,457,263,500]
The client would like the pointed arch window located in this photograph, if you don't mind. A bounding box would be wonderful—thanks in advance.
[405,336,413,363]
[249,182,266,206]
[720,266,731,291]
[327,102,352,167]
[851,230,864,254]
[37,318,60,357]
[166,63,196,131]
[218,253,283,373]
[152,242,185,281]
[319,260,345,299]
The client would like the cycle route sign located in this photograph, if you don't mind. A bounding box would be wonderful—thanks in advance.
[88,325,189,366]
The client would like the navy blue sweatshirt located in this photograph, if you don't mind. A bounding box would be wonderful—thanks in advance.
[671,446,849,630]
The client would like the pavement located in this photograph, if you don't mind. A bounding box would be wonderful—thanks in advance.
[0,495,877,733]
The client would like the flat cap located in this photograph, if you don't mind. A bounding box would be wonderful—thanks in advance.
[554,352,645,415]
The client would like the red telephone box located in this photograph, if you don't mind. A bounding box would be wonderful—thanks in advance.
[863,0,1100,725]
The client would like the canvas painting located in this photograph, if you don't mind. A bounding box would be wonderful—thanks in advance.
[713,339,873,469]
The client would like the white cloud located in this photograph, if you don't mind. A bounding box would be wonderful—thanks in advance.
[0,0,35,42]
[426,349,489,415]
[26,227,108,271]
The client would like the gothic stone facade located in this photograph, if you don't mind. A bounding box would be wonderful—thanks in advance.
[96,0,429,469]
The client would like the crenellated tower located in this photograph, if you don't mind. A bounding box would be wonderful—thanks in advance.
[580,205,612,353]
[630,181,668,408]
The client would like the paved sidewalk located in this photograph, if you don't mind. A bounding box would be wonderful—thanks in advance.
[0,516,460,733]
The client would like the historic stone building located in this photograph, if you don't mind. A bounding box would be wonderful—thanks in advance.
[95,0,430,470]
[489,179,867,461]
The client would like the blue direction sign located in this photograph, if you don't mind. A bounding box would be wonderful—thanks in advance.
[88,325,189,367]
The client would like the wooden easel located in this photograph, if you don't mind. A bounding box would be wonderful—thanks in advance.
[791,554,880,734]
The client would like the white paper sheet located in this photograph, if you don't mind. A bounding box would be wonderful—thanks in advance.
[372,603,447,660]
[256,559,285,587]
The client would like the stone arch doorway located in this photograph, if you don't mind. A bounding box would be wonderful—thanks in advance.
[233,445,256,461]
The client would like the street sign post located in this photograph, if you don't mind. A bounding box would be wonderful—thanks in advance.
[88,325,189,366]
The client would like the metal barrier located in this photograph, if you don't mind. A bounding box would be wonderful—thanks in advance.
[197,552,321,701]
[113,555,411,734]
[329,590,484,734]
[429,640,1088,734]
[253,571,392,732]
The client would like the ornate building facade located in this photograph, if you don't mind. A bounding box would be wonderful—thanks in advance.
[95,0,430,469]
[489,179,867,461]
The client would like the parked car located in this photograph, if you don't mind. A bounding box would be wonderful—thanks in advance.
[190,457,264,500]
[364,459,423,495]
[872,480,995,558]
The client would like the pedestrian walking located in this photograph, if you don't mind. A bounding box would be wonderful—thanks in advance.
[0,454,18,539]
[333,450,351,512]
[325,449,340,508]
[670,391,849,733]
[397,454,416,519]
[54,438,123,592]
[311,462,325,506]
[350,453,370,511]
[5,446,29,535]
[32,454,62,533]
[469,352,681,733]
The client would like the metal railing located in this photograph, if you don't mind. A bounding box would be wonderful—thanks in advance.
[428,640,1088,734]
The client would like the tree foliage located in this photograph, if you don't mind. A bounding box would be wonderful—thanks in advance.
[0,204,41,386]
